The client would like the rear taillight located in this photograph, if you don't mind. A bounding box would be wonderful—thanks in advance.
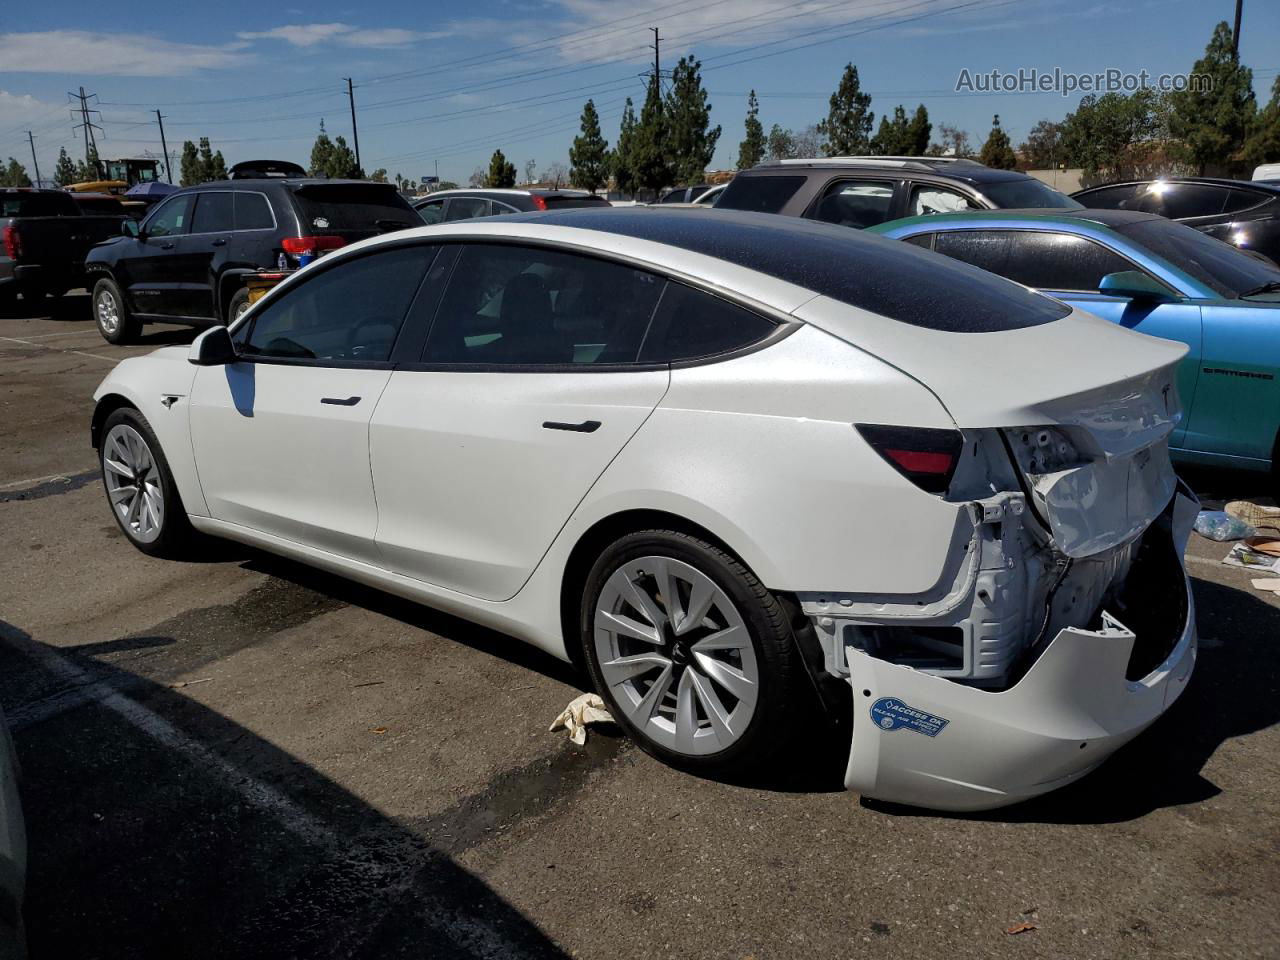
[856,424,963,495]
[281,235,346,257]
[529,194,548,210]
[2,225,21,260]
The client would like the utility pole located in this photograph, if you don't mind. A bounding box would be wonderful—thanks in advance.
[26,131,41,187]
[650,28,661,93]
[69,86,103,176]
[155,110,172,183]
[344,77,362,174]
[1232,0,1244,59]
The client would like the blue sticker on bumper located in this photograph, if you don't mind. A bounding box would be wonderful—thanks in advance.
[870,697,949,737]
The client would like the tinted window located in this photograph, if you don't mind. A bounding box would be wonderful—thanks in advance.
[1135,183,1228,220]
[640,283,777,362]
[813,179,895,228]
[717,175,806,214]
[1074,184,1142,210]
[979,177,1081,209]
[191,192,234,233]
[445,197,491,221]
[1,192,79,217]
[422,244,663,365]
[909,186,978,217]
[933,230,1135,292]
[1117,217,1280,298]
[543,194,610,209]
[903,233,934,249]
[291,184,417,233]
[241,245,433,362]
[1223,188,1270,215]
[417,200,445,224]
[144,193,194,237]
[492,200,521,214]
[521,207,1072,333]
[234,192,274,230]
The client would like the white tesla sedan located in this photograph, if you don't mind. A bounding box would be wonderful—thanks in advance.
[91,208,1198,811]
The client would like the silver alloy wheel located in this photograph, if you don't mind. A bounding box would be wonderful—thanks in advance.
[96,287,121,336]
[232,298,250,322]
[594,555,759,756]
[102,424,165,544]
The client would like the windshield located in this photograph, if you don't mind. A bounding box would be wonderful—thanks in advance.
[980,178,1082,209]
[1118,218,1280,299]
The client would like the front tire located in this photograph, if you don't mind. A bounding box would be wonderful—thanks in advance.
[99,407,194,558]
[580,529,810,777]
[93,277,140,344]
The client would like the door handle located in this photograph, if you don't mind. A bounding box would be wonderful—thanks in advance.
[542,420,601,433]
[211,238,227,247]
[321,396,362,406]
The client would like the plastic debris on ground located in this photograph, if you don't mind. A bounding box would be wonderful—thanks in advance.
[549,693,615,745]
[1194,510,1254,541]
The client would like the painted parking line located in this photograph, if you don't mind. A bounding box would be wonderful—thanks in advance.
[0,335,119,362]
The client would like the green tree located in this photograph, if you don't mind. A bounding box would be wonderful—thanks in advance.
[437,180,459,191]
[632,77,673,196]
[201,140,228,181]
[818,63,874,156]
[1059,91,1164,181]
[486,149,517,188]
[1019,119,1063,169]
[1167,21,1256,174]
[53,147,78,187]
[906,104,931,155]
[179,140,201,186]
[1244,77,1280,168]
[0,158,31,187]
[666,56,720,184]
[330,135,359,178]
[870,105,912,155]
[978,114,1018,169]
[369,168,388,183]
[737,90,765,170]
[569,99,609,194]
[928,123,971,158]
[611,98,639,196]
[309,121,336,177]
[74,144,100,183]
[766,124,796,161]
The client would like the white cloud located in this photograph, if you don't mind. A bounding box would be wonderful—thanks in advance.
[237,23,450,49]
[0,31,251,76]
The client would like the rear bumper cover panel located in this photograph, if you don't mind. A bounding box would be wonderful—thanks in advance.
[844,486,1197,812]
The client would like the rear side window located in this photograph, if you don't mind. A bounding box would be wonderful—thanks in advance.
[640,283,777,362]
[1223,188,1269,215]
[2,192,79,217]
[291,184,417,233]
[933,230,1135,293]
[444,197,491,221]
[716,175,805,214]
[1136,183,1229,220]
[234,192,274,230]
[240,245,433,362]
[191,192,234,233]
[813,180,896,229]
[422,244,663,366]
[1075,184,1142,210]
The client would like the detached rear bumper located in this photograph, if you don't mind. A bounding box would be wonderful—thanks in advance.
[844,485,1198,812]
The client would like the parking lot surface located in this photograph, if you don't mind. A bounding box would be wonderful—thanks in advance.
[2,294,1279,959]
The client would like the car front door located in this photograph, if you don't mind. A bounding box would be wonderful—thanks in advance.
[188,243,437,564]
[124,192,195,317]
[929,228,1204,447]
[369,242,670,601]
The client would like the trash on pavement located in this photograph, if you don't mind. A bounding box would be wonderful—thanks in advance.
[549,693,614,745]
[1222,541,1280,573]
[1194,510,1254,541]
[1004,922,1036,936]
[1225,500,1280,532]
[1245,535,1280,557]
[1250,578,1280,593]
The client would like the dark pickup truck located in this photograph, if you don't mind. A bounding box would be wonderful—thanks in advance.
[1,188,126,304]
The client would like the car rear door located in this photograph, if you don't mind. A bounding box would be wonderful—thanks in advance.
[176,190,235,319]
[369,242,669,601]
[188,243,436,565]
[806,176,904,229]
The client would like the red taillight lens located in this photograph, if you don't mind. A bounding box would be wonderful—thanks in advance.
[281,235,346,256]
[856,424,963,495]
[2,225,20,260]
[529,194,547,211]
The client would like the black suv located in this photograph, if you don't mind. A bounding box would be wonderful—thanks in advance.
[1073,177,1280,265]
[716,157,1079,229]
[85,178,418,343]
[414,188,608,223]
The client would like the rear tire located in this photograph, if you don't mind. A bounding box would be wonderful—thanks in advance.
[93,277,140,344]
[580,529,812,777]
[226,287,251,325]
[99,407,196,558]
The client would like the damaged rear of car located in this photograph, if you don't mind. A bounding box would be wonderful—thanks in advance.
[793,292,1196,812]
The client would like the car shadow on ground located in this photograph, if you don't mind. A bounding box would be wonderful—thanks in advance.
[0,619,582,960]
[865,572,1280,824]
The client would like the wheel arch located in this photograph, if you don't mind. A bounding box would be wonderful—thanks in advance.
[90,391,136,450]
[216,269,255,323]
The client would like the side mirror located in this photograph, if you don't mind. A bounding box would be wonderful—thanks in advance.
[1098,270,1173,302]
[121,219,141,238]
[188,325,237,366]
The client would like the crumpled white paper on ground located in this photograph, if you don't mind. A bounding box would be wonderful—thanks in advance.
[549,693,615,745]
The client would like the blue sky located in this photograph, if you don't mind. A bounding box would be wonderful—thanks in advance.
[1,0,1277,185]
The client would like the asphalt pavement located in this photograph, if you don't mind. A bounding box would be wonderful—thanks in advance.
[1,292,1278,959]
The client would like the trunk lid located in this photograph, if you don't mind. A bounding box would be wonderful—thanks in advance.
[289,182,419,243]
[794,298,1186,556]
